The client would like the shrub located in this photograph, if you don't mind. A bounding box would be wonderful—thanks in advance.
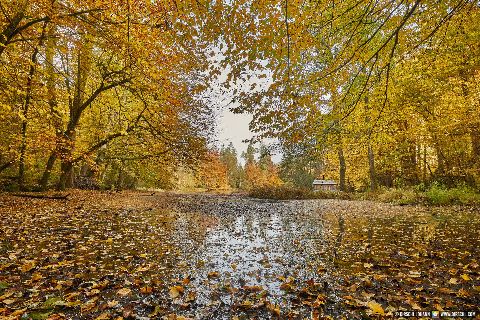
[425,182,480,205]
[425,183,451,205]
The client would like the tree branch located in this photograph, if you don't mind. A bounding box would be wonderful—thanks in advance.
[71,99,148,164]
[0,7,103,56]
[79,78,131,112]
[284,0,290,81]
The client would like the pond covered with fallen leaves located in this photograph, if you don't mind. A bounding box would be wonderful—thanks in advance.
[1,192,479,319]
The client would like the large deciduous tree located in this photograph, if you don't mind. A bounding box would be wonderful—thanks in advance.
[0,0,215,190]
[217,0,480,189]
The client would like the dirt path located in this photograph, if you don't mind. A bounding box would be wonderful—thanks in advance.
[1,191,479,319]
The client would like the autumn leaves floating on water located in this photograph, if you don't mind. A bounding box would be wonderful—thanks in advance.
[1,192,479,319]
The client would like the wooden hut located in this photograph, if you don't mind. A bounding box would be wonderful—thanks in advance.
[312,179,337,191]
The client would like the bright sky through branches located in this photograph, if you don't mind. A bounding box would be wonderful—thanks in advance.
[206,44,281,163]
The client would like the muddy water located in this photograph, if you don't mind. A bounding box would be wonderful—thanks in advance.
[1,193,479,319]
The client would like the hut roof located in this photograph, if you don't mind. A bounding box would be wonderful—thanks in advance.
[312,179,337,185]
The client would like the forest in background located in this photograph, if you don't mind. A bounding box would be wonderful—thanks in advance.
[1,0,479,201]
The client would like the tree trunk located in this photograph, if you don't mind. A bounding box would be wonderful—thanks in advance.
[39,153,56,190]
[57,36,92,190]
[404,141,418,184]
[397,120,419,185]
[423,144,427,182]
[471,127,480,165]
[459,69,479,169]
[368,144,376,191]
[364,97,376,190]
[58,161,74,190]
[18,22,47,189]
[434,143,446,175]
[39,22,62,191]
[338,146,346,191]
[52,31,132,190]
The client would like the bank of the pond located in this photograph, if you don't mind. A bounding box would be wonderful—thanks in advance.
[248,184,480,206]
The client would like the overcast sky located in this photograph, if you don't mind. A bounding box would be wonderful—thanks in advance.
[203,47,282,164]
[216,107,282,164]
[216,107,252,159]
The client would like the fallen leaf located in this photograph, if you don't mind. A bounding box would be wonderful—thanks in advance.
[243,285,263,292]
[457,288,469,297]
[95,313,110,320]
[408,271,421,278]
[312,294,326,308]
[80,298,98,313]
[116,288,131,296]
[42,296,67,308]
[107,300,119,308]
[3,298,16,305]
[408,298,422,310]
[185,291,196,303]
[239,299,253,309]
[140,286,153,294]
[361,291,375,300]
[32,273,43,281]
[122,305,134,318]
[367,300,385,315]
[8,308,27,317]
[87,289,100,296]
[460,273,471,281]
[136,265,150,272]
[439,287,452,294]
[207,271,220,278]
[20,260,36,272]
[169,285,184,299]
[266,301,281,316]
[149,305,164,317]
[373,274,386,281]
[434,303,444,311]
